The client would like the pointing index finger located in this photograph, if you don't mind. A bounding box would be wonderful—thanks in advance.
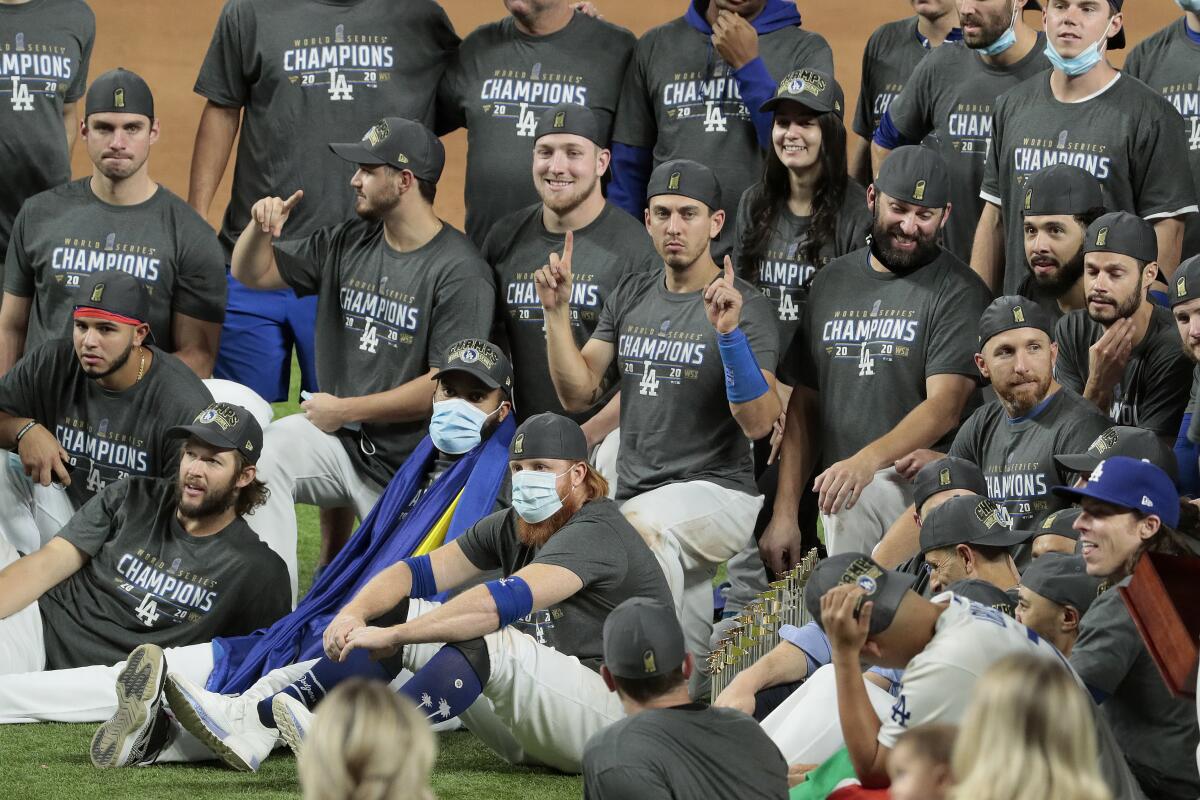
[724,254,734,285]
[562,230,574,268]
[283,189,304,210]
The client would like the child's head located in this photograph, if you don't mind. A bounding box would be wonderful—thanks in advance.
[887,724,957,800]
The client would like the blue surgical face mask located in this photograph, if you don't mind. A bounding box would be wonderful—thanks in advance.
[429,399,496,455]
[511,467,574,523]
[1044,19,1115,77]
[974,4,1019,56]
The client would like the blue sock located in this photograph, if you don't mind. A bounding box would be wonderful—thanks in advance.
[256,649,392,729]
[398,644,485,723]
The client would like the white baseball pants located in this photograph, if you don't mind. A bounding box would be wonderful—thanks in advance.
[821,466,914,556]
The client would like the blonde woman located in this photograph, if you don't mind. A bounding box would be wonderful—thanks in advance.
[298,679,436,800]
[952,653,1110,800]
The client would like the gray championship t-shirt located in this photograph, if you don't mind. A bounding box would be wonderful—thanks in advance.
[982,73,1198,295]
[274,220,494,486]
[886,37,1049,262]
[0,340,212,509]
[583,704,789,800]
[1053,305,1192,437]
[483,202,658,422]
[38,477,291,670]
[733,180,872,360]
[948,388,1111,529]
[194,0,459,256]
[0,0,93,255]
[438,13,635,245]
[788,247,992,467]
[4,179,227,353]
[454,498,673,669]
[852,16,931,141]
[613,16,833,246]
[592,269,779,500]
[1124,19,1200,259]
[1072,581,1200,800]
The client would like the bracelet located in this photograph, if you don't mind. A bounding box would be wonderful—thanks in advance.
[14,420,37,444]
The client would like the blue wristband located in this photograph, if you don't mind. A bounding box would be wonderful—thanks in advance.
[403,555,436,599]
[718,327,769,403]
[486,576,534,628]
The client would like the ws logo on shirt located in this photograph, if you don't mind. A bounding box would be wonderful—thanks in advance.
[821,301,919,377]
[618,320,707,397]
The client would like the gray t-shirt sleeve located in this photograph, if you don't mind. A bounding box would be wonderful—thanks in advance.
[584,765,672,800]
[453,513,507,572]
[0,338,43,416]
[531,518,627,588]
[883,52,933,142]
[852,32,879,139]
[193,0,251,108]
[66,12,95,103]
[272,227,337,297]
[1131,95,1198,218]
[55,479,124,557]
[947,408,981,461]
[1070,589,1141,697]
[3,206,35,297]
[925,277,990,378]
[427,256,496,369]
[590,274,626,344]
[435,45,467,135]
[742,287,780,373]
[980,95,1005,205]
[173,215,228,323]
[1136,339,1193,436]
[1052,315,1087,394]
[612,35,656,148]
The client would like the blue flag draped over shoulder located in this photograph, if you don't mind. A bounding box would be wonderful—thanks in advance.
[206,416,515,694]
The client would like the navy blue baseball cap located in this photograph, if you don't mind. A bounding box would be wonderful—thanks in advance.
[1052,456,1179,528]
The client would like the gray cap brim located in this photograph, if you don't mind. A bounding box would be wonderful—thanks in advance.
[328,141,390,166]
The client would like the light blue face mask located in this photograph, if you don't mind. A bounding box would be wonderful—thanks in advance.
[1177,0,1200,13]
[511,468,574,523]
[1044,19,1115,77]
[974,3,1019,56]
[428,399,496,455]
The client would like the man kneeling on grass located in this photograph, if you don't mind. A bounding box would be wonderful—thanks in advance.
[154,413,673,774]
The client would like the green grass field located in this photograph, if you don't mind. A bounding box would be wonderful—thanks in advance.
[0,365,583,799]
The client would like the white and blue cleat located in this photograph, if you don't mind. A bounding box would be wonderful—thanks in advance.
[164,672,278,772]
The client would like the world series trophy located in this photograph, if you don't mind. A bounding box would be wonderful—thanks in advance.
[709,548,821,698]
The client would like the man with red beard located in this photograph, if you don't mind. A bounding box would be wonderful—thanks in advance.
[163,413,673,775]
[0,401,288,674]
[1053,212,1192,446]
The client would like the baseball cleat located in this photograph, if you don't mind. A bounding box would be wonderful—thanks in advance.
[90,643,171,768]
[272,693,312,757]
[164,672,277,772]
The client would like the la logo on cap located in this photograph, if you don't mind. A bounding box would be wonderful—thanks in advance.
[114,87,125,108]
[553,111,566,128]
[642,649,656,674]
[913,180,926,201]
[668,171,681,191]
[513,433,524,454]
[1012,305,1025,323]
[1178,275,1187,297]
[91,283,105,302]
[1096,227,1108,247]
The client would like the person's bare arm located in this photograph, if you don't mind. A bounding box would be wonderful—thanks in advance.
[0,293,32,375]
[1153,217,1184,279]
[580,392,620,449]
[869,142,892,180]
[970,202,1005,294]
[0,538,88,618]
[713,640,811,714]
[62,102,79,154]
[188,101,241,220]
[170,313,220,378]
[873,505,921,569]
[815,374,976,514]
[759,384,820,576]
[229,192,303,290]
[301,369,438,430]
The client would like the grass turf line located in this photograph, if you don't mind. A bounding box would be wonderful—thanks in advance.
[0,360,582,799]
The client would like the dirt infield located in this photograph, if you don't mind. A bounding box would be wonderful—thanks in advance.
[70,0,1181,232]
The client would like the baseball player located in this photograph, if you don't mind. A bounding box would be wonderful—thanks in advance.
[0,270,212,555]
[917,494,1025,594]
[974,0,1198,295]
[849,0,960,184]
[191,0,459,403]
[438,1,636,246]
[582,598,789,799]
[1119,3,1200,260]
[484,103,656,447]
[1053,212,1192,442]
[0,401,288,676]
[230,116,494,594]
[1168,255,1200,491]
[0,0,93,256]
[762,146,990,566]
[608,0,833,256]
[0,68,226,378]
[1057,457,1200,800]
[872,0,1048,263]
[160,413,673,775]
[1017,163,1107,320]
[540,159,780,688]
[1015,551,1102,656]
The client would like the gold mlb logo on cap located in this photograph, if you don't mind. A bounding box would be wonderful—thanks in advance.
[553,111,566,128]
[90,283,105,302]
[668,171,681,191]
[938,467,951,486]
[1096,226,1108,247]
[913,180,926,201]
[1178,275,1188,297]
[397,153,409,163]
[1024,188,1033,211]
[365,120,390,146]
[113,88,125,108]
[642,649,656,674]
[1012,305,1025,323]
[513,433,525,454]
